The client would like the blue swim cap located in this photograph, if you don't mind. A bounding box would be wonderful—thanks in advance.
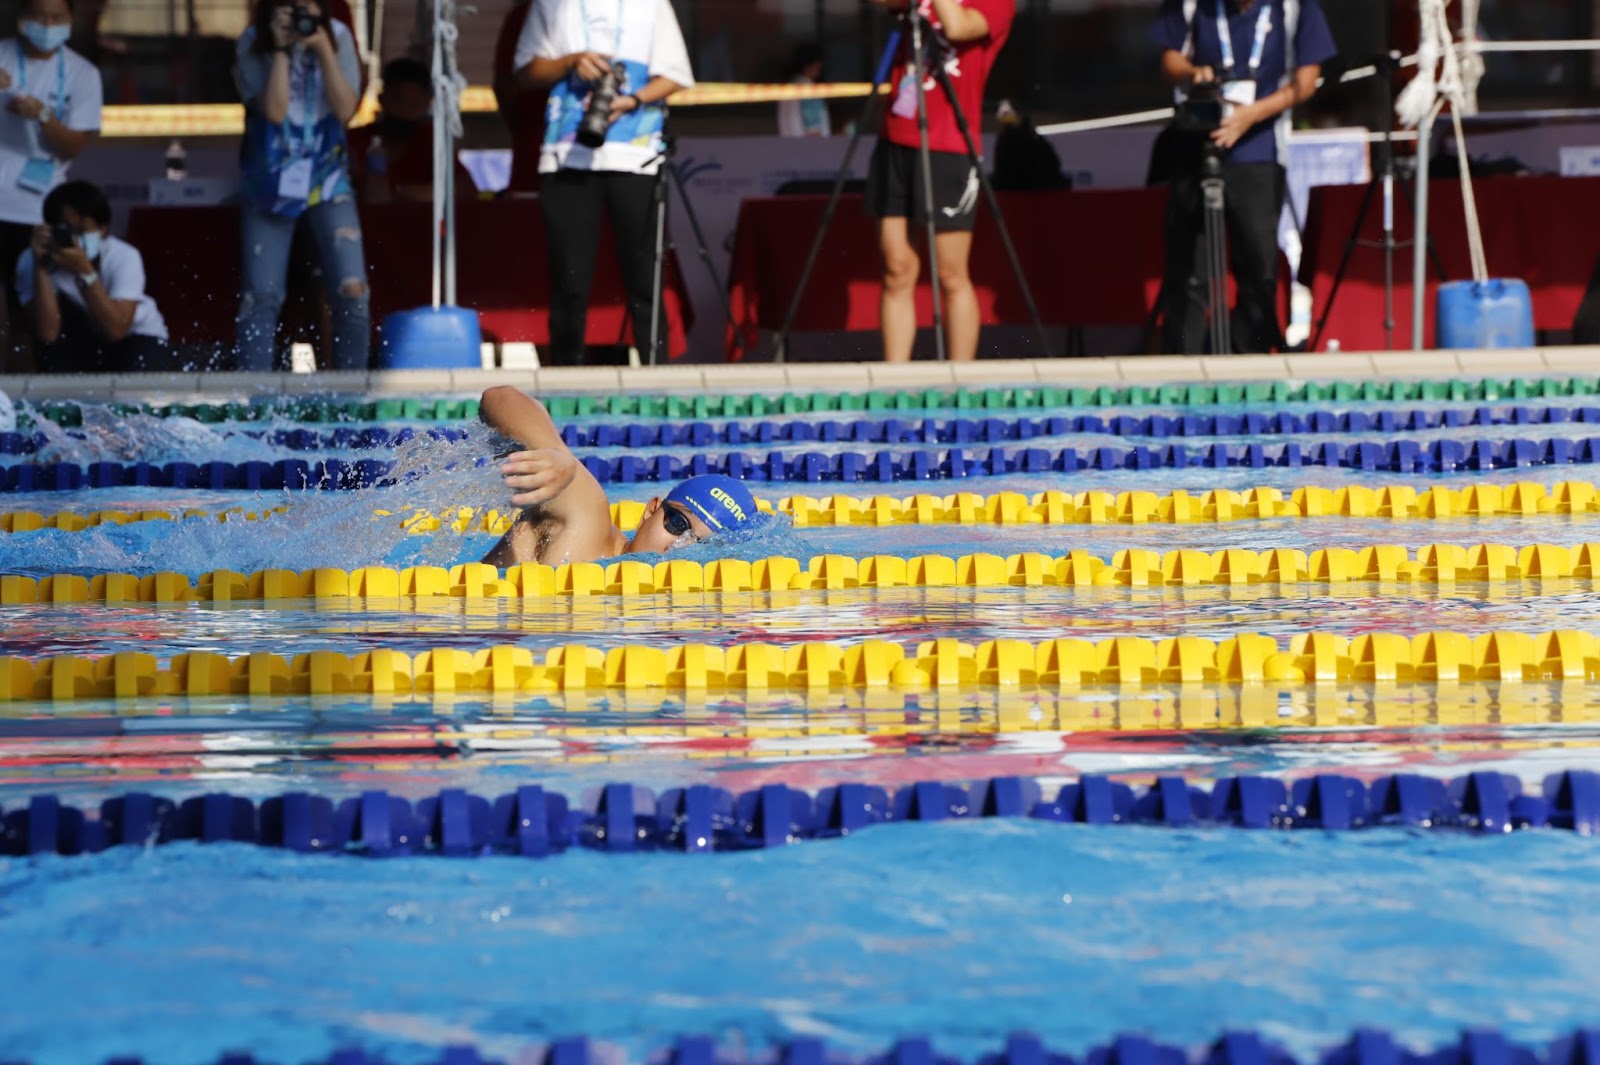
[665,475,758,535]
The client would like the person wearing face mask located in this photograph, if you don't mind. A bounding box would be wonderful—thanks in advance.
[0,0,102,372]
[346,56,476,204]
[234,0,368,372]
[17,179,168,373]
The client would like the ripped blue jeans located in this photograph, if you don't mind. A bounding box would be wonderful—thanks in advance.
[235,196,370,371]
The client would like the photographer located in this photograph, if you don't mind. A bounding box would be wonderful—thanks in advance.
[1152,0,1336,354]
[234,0,369,371]
[0,0,102,371]
[866,0,1015,364]
[514,0,693,366]
[17,180,168,373]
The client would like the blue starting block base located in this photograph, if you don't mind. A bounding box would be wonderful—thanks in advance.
[1437,279,1535,350]
[378,306,483,370]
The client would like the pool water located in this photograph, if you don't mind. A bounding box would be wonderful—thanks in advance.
[5,824,1599,1065]
[4,385,1600,1064]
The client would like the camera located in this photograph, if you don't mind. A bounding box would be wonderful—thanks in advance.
[291,5,319,38]
[1175,82,1222,133]
[50,222,74,251]
[576,61,627,149]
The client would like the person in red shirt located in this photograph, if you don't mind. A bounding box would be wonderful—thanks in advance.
[866,0,1014,363]
[492,0,547,193]
[347,56,476,203]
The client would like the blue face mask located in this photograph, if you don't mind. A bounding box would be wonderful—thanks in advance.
[77,230,101,261]
[21,21,71,54]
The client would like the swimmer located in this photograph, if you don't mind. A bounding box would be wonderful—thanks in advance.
[479,385,758,566]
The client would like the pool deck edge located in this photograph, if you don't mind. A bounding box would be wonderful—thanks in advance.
[3,347,1596,399]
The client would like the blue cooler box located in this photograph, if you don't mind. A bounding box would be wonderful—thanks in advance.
[379,306,483,369]
[1436,279,1534,349]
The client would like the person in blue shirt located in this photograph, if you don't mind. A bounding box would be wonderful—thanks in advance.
[1150,0,1336,354]
[234,0,368,371]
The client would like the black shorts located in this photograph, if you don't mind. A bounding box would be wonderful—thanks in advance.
[865,140,980,233]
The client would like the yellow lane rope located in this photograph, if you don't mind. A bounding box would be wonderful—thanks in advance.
[4,541,1600,606]
[3,630,1598,701]
[5,480,1600,537]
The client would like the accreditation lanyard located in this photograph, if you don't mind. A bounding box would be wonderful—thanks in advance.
[16,41,66,136]
[578,0,627,58]
[286,48,321,158]
[1215,2,1273,77]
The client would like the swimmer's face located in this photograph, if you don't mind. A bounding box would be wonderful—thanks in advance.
[626,496,713,555]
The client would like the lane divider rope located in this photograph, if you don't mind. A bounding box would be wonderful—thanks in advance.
[8,480,1600,536]
[9,541,1600,606]
[9,476,1600,534]
[25,372,1600,425]
[7,1033,1600,1065]
[3,769,1596,857]
[5,630,1600,700]
[15,401,1600,457]
[13,431,1600,491]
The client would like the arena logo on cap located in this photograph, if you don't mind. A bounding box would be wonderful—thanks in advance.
[709,487,747,523]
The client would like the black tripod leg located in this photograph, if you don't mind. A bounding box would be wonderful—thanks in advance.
[647,165,669,365]
[929,62,1053,359]
[1309,175,1380,353]
[774,30,902,363]
[664,159,743,358]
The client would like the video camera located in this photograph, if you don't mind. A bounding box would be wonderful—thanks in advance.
[1174,82,1223,134]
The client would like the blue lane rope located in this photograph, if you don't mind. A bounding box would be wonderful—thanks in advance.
[14,1019,1600,1065]
[9,433,1600,491]
[8,402,1600,458]
[4,770,1597,857]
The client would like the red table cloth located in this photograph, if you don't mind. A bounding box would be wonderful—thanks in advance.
[128,197,691,358]
[724,189,1170,359]
[1300,175,1600,351]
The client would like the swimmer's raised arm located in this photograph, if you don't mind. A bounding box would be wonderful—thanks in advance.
[479,386,611,519]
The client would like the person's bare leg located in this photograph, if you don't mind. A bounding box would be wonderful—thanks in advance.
[934,229,978,362]
[879,217,920,363]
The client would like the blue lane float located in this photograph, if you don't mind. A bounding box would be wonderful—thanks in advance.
[12,434,1600,492]
[12,404,1600,461]
[3,770,1598,857]
[19,1026,1600,1065]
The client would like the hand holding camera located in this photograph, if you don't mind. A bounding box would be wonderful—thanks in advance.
[569,51,613,83]
[270,4,330,53]
[31,223,89,274]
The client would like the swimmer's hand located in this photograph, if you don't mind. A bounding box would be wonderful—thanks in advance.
[500,448,579,507]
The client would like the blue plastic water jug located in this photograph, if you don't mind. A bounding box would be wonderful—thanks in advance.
[1436,279,1534,349]
[378,306,483,369]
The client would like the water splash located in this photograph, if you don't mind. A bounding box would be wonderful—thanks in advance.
[0,387,13,433]
[0,420,510,576]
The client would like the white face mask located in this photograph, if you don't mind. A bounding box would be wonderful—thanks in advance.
[78,229,102,261]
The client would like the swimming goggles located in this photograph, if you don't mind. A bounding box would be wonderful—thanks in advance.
[663,504,701,541]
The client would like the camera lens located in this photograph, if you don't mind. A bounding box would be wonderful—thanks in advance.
[292,7,318,36]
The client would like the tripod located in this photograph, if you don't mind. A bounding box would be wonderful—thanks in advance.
[1309,52,1446,353]
[640,123,743,365]
[1199,146,1232,356]
[774,7,1049,363]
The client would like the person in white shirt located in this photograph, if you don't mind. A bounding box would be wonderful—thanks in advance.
[514,0,693,366]
[0,0,102,370]
[777,43,831,138]
[17,179,168,372]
